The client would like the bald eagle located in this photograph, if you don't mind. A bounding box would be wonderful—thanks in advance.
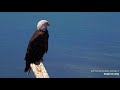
[24,20,50,75]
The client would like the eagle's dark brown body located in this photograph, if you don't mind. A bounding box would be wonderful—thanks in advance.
[24,29,49,74]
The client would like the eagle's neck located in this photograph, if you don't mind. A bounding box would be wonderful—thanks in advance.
[37,25,47,32]
[37,29,48,35]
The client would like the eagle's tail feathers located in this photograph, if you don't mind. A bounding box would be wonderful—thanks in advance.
[24,67,31,75]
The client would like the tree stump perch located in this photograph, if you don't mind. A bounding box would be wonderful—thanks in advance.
[30,62,49,78]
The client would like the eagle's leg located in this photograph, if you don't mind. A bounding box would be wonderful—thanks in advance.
[34,52,45,65]
[34,58,44,65]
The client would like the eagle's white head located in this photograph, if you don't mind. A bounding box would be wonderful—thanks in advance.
[37,20,50,31]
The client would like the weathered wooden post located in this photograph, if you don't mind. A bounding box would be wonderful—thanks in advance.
[30,62,49,78]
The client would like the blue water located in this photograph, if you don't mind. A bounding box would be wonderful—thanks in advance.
[0,12,120,78]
